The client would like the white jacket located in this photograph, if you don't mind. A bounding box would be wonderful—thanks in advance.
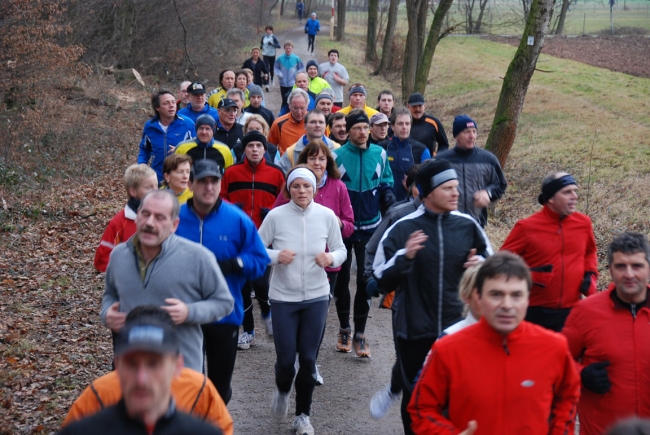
[259,200,347,302]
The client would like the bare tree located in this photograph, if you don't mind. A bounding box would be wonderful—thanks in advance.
[554,0,570,34]
[366,0,379,62]
[485,0,557,167]
[414,0,455,94]
[337,0,347,40]
[375,0,398,75]
[401,0,429,101]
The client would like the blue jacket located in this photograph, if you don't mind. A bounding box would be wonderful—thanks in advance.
[177,103,220,124]
[176,198,270,326]
[305,18,320,35]
[381,136,431,202]
[333,142,395,240]
[274,54,304,88]
[137,115,196,183]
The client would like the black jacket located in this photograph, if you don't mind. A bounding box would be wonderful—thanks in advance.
[242,58,269,86]
[373,206,492,340]
[244,104,276,127]
[58,399,223,435]
[435,146,507,227]
[410,114,449,155]
[214,122,244,159]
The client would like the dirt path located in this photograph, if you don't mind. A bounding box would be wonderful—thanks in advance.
[227,24,405,435]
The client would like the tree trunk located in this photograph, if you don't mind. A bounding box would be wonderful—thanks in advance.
[416,0,428,71]
[376,0,398,74]
[281,0,286,16]
[336,0,346,40]
[485,0,557,167]
[401,0,425,101]
[366,0,379,62]
[116,0,136,66]
[414,0,454,94]
[554,0,570,34]
[475,0,490,33]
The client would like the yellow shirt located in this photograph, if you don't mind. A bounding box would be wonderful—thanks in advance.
[337,104,379,118]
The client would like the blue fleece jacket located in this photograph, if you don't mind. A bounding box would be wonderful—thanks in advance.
[175,198,269,326]
[304,18,320,35]
[177,103,220,124]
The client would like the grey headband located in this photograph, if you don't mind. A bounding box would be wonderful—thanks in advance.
[431,169,458,190]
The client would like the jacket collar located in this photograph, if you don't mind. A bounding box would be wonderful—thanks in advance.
[607,283,650,310]
[186,197,222,218]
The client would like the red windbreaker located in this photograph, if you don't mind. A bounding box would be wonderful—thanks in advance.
[221,157,285,228]
[562,285,650,435]
[500,206,598,309]
[409,318,580,435]
[93,205,136,272]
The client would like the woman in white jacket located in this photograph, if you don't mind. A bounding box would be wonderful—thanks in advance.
[258,165,347,435]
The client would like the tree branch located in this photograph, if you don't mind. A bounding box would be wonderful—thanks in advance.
[172,0,195,71]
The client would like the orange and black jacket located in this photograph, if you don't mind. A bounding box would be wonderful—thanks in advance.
[410,114,449,155]
[62,368,233,435]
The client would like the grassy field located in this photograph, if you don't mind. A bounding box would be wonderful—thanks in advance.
[342,0,650,35]
[322,29,650,282]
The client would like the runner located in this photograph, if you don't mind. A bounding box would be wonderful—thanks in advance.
[259,165,347,435]
[260,26,281,91]
[234,71,251,108]
[243,114,280,165]
[244,85,275,127]
[161,154,193,205]
[208,69,236,109]
[304,13,320,54]
[177,82,220,124]
[278,109,338,173]
[275,41,304,109]
[242,48,269,87]
[175,114,234,172]
[337,83,379,118]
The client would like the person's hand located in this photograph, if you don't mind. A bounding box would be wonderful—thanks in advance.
[162,298,189,325]
[473,190,490,208]
[168,144,176,154]
[460,420,478,435]
[581,361,611,394]
[405,230,428,260]
[337,217,343,228]
[463,249,481,268]
[105,302,126,332]
[278,249,296,265]
[315,252,333,268]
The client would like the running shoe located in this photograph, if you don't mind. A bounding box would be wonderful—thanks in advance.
[353,333,371,358]
[369,384,401,419]
[265,85,270,92]
[271,390,290,420]
[335,327,352,353]
[315,365,323,386]
[292,413,314,435]
[237,331,255,350]
[264,314,273,337]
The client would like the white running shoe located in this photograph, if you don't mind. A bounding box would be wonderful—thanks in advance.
[369,384,401,419]
[271,390,290,420]
[292,413,314,435]
[237,331,255,350]
[315,365,323,386]
[264,314,273,337]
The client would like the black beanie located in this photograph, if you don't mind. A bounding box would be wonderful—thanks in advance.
[416,160,457,199]
[242,130,268,150]
[345,111,370,132]
[452,115,477,138]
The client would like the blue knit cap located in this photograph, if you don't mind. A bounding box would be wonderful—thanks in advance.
[452,115,477,137]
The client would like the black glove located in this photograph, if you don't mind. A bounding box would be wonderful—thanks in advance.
[260,207,271,221]
[366,278,380,298]
[581,361,611,394]
[580,271,596,295]
[218,258,242,275]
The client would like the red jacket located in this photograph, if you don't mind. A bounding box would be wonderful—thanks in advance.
[221,157,285,228]
[409,318,580,435]
[93,205,136,272]
[562,285,650,435]
[500,206,598,309]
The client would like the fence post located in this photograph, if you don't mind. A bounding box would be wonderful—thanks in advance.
[582,12,586,34]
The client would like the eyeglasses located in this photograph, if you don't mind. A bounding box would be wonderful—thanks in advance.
[290,106,307,113]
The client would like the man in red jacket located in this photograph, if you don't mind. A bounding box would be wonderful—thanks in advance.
[221,130,285,349]
[500,171,598,331]
[563,232,650,435]
[409,252,580,435]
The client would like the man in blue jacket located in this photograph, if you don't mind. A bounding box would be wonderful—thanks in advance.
[305,12,320,54]
[175,159,270,404]
[178,82,220,124]
[137,90,195,184]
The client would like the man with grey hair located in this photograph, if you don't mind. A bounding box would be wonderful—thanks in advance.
[214,98,244,157]
[268,88,309,154]
[101,189,234,373]
[177,80,191,109]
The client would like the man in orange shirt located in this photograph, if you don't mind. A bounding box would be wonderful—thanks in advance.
[267,89,308,154]
[409,252,579,435]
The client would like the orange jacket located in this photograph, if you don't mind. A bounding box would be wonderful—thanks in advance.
[62,368,233,435]
[267,113,305,154]
[409,318,580,435]
[562,285,650,435]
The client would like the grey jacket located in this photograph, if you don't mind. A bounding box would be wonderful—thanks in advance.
[101,234,234,372]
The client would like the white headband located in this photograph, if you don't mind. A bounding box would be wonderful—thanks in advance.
[287,168,317,193]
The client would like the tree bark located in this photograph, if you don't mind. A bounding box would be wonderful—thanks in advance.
[375,0,398,74]
[336,0,346,40]
[366,0,379,62]
[475,0,490,33]
[554,0,570,34]
[414,0,454,94]
[401,0,425,101]
[485,0,557,167]
[116,0,135,66]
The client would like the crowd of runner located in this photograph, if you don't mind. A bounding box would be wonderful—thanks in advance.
[59,23,650,435]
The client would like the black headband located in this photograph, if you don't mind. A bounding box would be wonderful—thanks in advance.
[538,175,577,205]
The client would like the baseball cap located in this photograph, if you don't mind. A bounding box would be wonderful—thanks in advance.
[114,313,179,357]
[192,159,223,180]
[218,98,238,110]
[370,113,389,125]
[407,92,426,106]
[187,82,206,95]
